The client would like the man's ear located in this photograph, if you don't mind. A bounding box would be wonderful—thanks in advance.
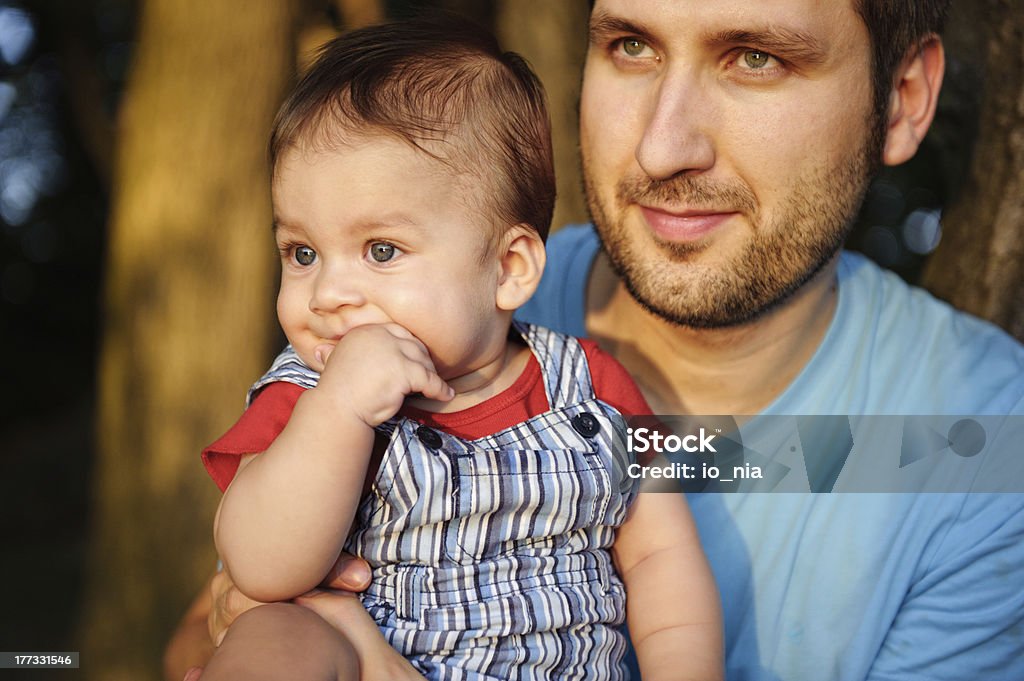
[495,225,546,312]
[883,36,945,166]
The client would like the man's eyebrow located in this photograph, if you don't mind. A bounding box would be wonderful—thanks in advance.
[708,26,829,65]
[588,11,653,45]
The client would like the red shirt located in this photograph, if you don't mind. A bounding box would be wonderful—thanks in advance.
[203,339,651,492]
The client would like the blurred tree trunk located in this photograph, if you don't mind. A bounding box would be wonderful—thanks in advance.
[298,0,386,72]
[437,0,495,27]
[923,0,1024,341]
[496,0,591,230]
[78,1,298,679]
[336,0,385,27]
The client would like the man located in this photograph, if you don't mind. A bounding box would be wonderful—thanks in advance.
[166,1,1024,679]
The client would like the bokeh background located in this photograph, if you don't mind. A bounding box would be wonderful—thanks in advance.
[0,0,1021,679]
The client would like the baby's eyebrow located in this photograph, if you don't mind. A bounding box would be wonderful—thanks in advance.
[272,220,316,247]
[348,214,425,234]
[271,215,427,238]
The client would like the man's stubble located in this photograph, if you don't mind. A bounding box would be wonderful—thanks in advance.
[583,123,883,330]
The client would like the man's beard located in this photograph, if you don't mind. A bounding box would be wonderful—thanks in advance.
[583,136,879,329]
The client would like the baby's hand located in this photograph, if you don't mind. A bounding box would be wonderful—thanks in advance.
[315,323,454,427]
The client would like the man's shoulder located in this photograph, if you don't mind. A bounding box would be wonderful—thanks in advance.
[835,251,1024,414]
[838,250,1024,362]
[546,223,599,251]
[543,224,600,283]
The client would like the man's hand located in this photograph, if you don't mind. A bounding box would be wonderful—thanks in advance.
[207,554,373,646]
[186,554,403,681]
[296,590,423,681]
[316,323,453,427]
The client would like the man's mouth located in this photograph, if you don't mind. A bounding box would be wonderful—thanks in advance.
[638,205,739,242]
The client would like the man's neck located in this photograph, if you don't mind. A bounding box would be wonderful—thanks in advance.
[585,252,839,415]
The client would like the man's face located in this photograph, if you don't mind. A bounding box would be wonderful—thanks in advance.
[581,0,882,328]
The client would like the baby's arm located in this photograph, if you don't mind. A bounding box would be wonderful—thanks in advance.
[613,492,724,681]
[214,323,452,602]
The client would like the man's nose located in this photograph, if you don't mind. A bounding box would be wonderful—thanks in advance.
[635,66,716,181]
[309,262,365,313]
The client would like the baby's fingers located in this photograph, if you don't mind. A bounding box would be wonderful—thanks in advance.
[313,343,334,368]
[379,323,428,353]
[407,361,454,402]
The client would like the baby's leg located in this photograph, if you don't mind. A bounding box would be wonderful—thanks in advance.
[201,603,357,681]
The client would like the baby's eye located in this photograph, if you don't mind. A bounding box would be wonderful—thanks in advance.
[294,246,317,266]
[368,242,399,263]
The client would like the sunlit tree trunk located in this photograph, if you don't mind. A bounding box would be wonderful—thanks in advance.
[496,0,591,230]
[79,1,298,679]
[923,0,1024,341]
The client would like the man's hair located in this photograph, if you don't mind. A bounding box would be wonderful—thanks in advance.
[269,14,555,242]
[854,0,952,127]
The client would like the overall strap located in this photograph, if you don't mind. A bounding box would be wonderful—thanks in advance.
[516,321,596,410]
[246,345,319,406]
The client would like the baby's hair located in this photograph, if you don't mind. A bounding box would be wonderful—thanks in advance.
[269,14,555,242]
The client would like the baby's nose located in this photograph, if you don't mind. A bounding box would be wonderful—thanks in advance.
[309,266,365,313]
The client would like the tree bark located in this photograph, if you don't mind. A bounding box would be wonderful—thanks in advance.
[923,0,1024,341]
[79,2,298,679]
[495,0,591,230]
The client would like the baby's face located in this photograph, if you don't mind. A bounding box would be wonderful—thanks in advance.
[272,135,508,379]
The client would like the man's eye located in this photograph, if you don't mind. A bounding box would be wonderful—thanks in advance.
[294,246,316,266]
[368,242,397,263]
[741,50,774,70]
[620,38,649,58]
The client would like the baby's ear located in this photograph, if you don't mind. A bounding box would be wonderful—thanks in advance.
[495,224,546,311]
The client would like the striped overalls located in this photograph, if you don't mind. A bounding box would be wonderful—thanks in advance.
[250,323,638,680]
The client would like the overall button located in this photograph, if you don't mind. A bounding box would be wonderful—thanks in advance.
[415,425,443,450]
[571,412,600,438]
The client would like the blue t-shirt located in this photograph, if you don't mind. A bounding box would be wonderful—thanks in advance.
[518,224,1024,681]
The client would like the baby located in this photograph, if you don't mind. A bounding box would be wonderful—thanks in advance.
[199,16,721,681]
